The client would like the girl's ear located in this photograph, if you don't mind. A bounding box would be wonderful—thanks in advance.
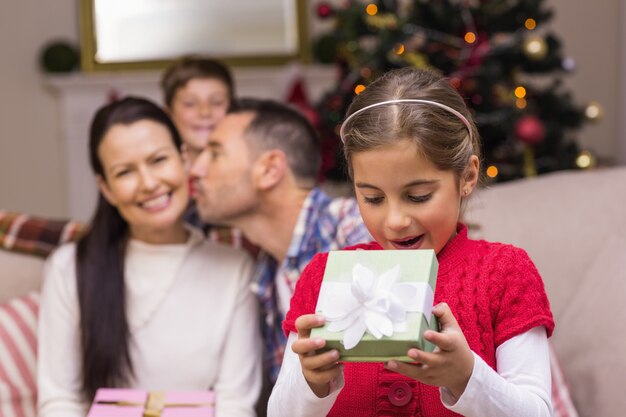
[252,149,288,190]
[96,175,118,207]
[461,155,480,196]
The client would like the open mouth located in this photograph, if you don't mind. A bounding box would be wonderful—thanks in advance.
[390,234,424,249]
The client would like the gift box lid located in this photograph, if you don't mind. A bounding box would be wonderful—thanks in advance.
[88,388,215,417]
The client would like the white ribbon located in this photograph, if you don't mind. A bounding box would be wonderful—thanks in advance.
[318,263,434,350]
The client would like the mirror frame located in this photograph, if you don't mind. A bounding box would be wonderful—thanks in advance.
[79,0,310,71]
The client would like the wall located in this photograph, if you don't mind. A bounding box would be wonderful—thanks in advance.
[0,0,623,218]
[0,0,77,217]
[548,0,621,160]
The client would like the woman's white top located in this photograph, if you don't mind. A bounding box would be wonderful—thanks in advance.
[38,229,261,417]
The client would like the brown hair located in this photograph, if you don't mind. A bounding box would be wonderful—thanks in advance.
[160,55,234,107]
[342,68,481,184]
[231,98,321,186]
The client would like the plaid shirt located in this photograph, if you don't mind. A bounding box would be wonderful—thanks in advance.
[250,188,372,384]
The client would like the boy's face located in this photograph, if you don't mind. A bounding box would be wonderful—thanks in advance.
[169,78,230,164]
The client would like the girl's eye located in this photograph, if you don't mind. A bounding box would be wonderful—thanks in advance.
[408,193,433,203]
[363,196,384,205]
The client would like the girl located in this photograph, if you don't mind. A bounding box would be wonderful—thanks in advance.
[268,68,554,417]
[38,97,260,417]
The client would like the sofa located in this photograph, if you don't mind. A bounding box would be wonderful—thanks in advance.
[1,166,625,417]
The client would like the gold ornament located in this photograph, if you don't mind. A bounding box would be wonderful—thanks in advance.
[584,101,604,122]
[365,13,398,30]
[403,52,429,68]
[522,36,548,61]
[576,150,596,169]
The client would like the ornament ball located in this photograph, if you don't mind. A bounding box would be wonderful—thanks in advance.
[317,2,333,18]
[522,36,548,61]
[584,101,604,122]
[515,116,546,144]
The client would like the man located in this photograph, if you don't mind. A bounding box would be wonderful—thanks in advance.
[189,98,371,383]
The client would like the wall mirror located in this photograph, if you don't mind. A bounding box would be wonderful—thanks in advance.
[79,0,308,71]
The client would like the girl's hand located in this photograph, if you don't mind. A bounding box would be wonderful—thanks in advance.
[385,302,474,400]
[292,314,342,398]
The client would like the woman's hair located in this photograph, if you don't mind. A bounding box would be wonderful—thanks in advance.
[76,97,182,400]
[341,68,481,183]
[160,55,235,107]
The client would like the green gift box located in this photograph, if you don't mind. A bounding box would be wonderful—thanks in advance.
[310,249,438,362]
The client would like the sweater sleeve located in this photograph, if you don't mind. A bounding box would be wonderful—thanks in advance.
[490,246,554,346]
[442,326,552,417]
[213,254,262,417]
[37,245,88,417]
[268,333,344,417]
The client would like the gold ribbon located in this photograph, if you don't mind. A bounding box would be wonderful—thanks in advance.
[98,391,214,417]
[143,392,166,417]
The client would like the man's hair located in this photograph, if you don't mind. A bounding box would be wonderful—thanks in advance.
[160,55,234,107]
[232,98,321,184]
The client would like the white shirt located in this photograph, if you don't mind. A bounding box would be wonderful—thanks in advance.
[38,230,261,417]
[268,326,552,417]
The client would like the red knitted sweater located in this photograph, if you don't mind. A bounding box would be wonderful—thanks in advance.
[283,224,554,417]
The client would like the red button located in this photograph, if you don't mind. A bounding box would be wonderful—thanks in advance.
[388,381,412,407]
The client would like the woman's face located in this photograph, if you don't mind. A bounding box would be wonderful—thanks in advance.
[168,78,231,165]
[96,119,189,243]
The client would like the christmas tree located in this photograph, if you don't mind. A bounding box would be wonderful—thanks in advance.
[313,0,600,182]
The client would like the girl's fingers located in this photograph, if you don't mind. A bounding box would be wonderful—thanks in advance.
[432,302,461,332]
[424,330,456,352]
[300,349,340,371]
[292,336,325,356]
[305,364,343,386]
[295,314,325,338]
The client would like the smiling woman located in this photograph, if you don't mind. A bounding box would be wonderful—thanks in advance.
[95,119,189,244]
[37,97,261,417]
[79,0,309,70]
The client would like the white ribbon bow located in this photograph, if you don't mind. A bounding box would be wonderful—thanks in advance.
[322,263,419,350]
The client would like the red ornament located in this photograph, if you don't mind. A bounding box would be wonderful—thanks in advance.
[515,116,546,145]
[285,77,320,128]
[317,2,333,18]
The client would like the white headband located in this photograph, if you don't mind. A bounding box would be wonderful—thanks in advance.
[339,99,472,143]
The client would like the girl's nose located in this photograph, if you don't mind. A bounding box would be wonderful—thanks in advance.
[385,205,411,232]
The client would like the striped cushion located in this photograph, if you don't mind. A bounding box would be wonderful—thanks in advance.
[550,342,579,417]
[0,292,38,417]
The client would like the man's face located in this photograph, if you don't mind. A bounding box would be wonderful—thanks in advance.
[190,112,260,225]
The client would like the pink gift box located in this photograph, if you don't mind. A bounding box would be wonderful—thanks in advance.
[87,388,215,417]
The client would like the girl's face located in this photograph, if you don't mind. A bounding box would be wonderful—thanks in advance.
[169,78,230,164]
[351,138,477,254]
[96,119,189,244]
